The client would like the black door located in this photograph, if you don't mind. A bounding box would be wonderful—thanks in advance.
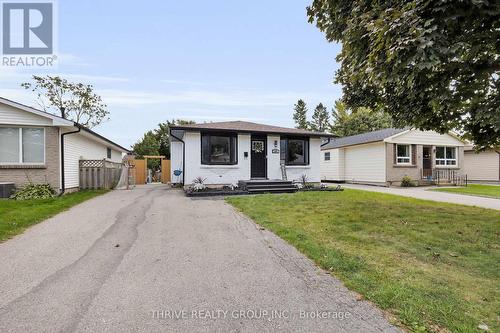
[251,135,267,178]
[422,146,432,177]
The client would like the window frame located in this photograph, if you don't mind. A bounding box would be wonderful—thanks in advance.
[280,136,310,166]
[0,126,45,165]
[396,144,412,165]
[435,146,457,167]
[200,131,238,165]
[324,151,331,161]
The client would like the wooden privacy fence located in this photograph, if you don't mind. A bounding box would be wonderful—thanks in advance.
[79,159,123,189]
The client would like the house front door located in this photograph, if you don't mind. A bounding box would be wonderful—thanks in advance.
[422,146,432,177]
[251,135,267,179]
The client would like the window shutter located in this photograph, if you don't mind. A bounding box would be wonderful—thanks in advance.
[393,144,397,164]
[411,144,417,165]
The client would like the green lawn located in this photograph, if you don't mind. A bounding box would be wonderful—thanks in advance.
[431,184,500,199]
[0,190,107,242]
[227,190,500,333]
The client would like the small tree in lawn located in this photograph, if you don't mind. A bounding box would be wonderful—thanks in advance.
[310,103,329,132]
[21,75,109,128]
[293,99,309,129]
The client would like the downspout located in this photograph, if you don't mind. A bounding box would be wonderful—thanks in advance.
[59,125,81,195]
[497,150,500,181]
[320,137,331,147]
[170,129,185,186]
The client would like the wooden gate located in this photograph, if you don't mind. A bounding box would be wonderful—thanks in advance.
[131,157,170,185]
[161,159,171,183]
[132,159,146,185]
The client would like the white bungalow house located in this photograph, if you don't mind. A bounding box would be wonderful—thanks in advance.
[320,128,467,186]
[169,121,332,191]
[0,97,129,195]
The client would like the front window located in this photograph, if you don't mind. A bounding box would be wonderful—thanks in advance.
[324,152,330,161]
[436,146,457,166]
[0,127,44,164]
[280,137,309,165]
[396,144,411,164]
[201,133,237,165]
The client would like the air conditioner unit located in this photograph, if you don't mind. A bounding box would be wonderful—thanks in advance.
[0,182,15,198]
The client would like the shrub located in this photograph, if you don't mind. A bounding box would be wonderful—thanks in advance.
[192,176,207,192]
[401,175,416,187]
[11,183,55,200]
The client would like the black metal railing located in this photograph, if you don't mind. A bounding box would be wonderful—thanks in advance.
[421,168,467,187]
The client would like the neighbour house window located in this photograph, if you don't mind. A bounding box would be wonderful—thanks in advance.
[0,127,44,164]
[324,152,330,161]
[435,146,457,166]
[201,132,237,165]
[396,144,411,164]
[107,147,112,159]
[280,137,309,165]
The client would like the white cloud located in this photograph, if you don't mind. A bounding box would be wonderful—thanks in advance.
[57,53,93,67]
[99,88,336,108]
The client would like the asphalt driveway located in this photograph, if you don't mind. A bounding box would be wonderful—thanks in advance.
[0,185,399,332]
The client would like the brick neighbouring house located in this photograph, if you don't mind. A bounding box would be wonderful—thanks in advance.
[0,97,129,194]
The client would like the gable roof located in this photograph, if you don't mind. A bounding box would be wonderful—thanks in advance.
[0,96,130,153]
[322,128,408,150]
[170,120,333,138]
[0,96,74,126]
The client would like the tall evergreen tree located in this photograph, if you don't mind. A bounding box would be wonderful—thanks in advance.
[292,99,308,129]
[310,103,329,132]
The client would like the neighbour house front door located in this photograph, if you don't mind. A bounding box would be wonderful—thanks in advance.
[422,146,432,178]
[251,135,267,179]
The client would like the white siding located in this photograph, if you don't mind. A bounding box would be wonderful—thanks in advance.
[170,141,184,183]
[387,130,464,146]
[64,132,122,189]
[320,148,345,181]
[344,142,386,183]
[285,137,322,183]
[266,135,282,180]
[463,150,499,181]
[175,132,323,185]
[183,132,251,185]
[0,103,52,126]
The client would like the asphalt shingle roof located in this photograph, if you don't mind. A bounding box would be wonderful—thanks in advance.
[170,121,333,137]
[321,128,408,150]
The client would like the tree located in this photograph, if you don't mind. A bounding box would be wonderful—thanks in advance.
[330,101,393,137]
[293,99,309,129]
[21,75,109,128]
[307,1,500,149]
[131,130,161,169]
[156,119,196,158]
[310,103,329,132]
[132,119,196,168]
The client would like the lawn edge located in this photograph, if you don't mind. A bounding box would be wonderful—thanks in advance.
[428,188,500,200]
[225,199,408,332]
[0,190,109,243]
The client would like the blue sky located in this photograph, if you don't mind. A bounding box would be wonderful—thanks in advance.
[0,0,341,148]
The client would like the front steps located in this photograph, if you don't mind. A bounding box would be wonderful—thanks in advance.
[238,180,297,194]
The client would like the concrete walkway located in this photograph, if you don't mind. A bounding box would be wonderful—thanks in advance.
[0,185,400,332]
[341,184,500,210]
